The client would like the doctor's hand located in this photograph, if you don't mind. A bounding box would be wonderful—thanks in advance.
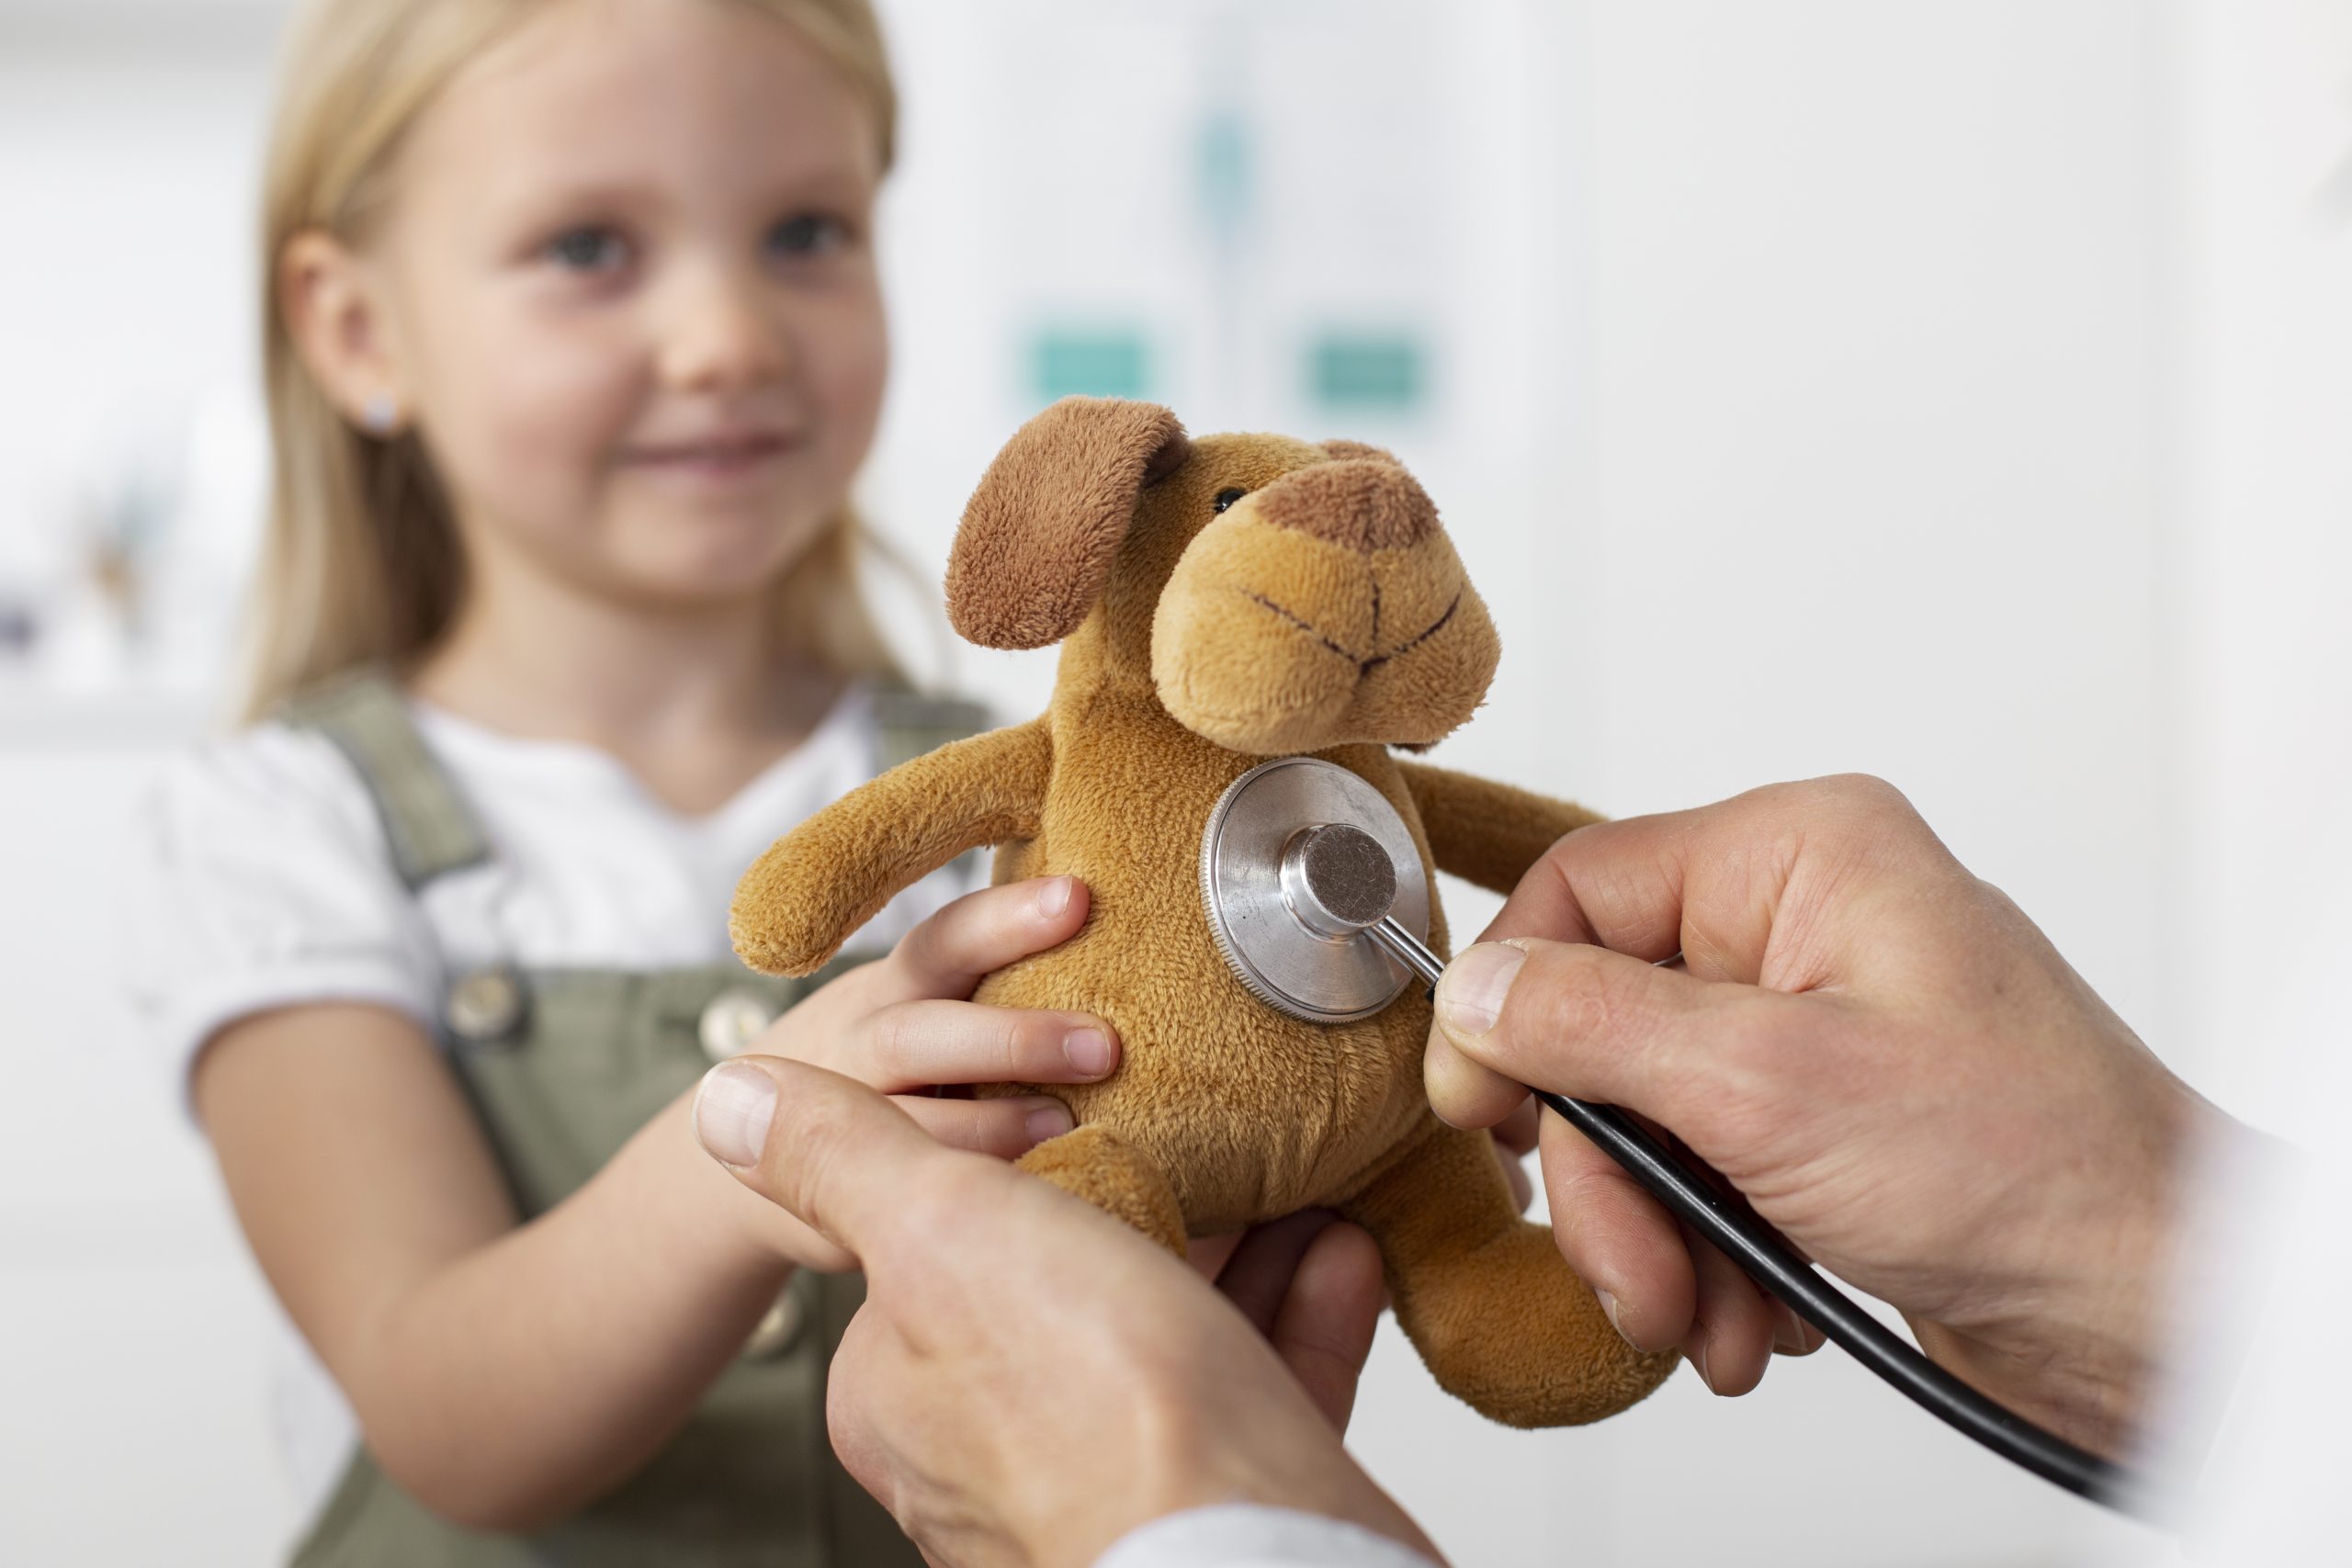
[1425,774,2224,1458]
[724,877,1121,1272]
[692,1055,1436,1568]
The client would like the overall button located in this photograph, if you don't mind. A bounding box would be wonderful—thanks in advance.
[447,968,526,1044]
[741,1287,805,1360]
[699,987,779,1063]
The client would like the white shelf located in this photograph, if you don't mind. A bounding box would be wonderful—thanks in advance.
[0,0,293,55]
[0,677,218,748]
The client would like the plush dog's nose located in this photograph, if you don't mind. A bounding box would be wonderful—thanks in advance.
[1250,458,1439,552]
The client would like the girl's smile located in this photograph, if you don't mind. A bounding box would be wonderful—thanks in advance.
[330,0,891,604]
[617,425,808,488]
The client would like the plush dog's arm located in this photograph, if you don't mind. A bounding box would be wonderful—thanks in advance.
[1395,760,1607,896]
[731,718,1055,976]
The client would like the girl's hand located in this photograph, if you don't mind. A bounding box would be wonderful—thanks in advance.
[705,876,1118,1270]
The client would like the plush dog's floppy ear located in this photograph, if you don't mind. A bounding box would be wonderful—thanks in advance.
[946,397,1190,649]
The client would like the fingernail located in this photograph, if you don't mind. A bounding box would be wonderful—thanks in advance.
[1063,1026,1114,1077]
[1438,942,1526,1036]
[1693,1338,1716,1393]
[1596,1290,1633,1348]
[1036,876,1074,919]
[694,1062,776,1168]
[1025,1102,1073,1143]
[1598,1290,1660,1354]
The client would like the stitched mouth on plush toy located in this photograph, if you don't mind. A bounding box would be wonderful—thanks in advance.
[1244,590,1462,678]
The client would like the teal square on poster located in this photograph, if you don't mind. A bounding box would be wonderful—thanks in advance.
[1308,332,1425,412]
[1032,330,1150,400]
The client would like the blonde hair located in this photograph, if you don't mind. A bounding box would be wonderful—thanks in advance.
[246,0,903,719]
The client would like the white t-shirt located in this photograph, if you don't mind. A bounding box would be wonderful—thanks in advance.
[124,680,974,1527]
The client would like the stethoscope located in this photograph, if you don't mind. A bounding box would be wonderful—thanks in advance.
[1198,756,2141,1508]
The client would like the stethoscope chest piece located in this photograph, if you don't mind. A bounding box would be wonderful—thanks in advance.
[1198,757,1431,1023]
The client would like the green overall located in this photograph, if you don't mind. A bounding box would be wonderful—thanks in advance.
[277,670,984,1568]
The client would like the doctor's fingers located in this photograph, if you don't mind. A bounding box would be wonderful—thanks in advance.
[829,998,1122,1092]
[1266,1220,1385,1432]
[1535,1107,1696,1355]
[1426,937,1764,1135]
[1204,1213,1386,1431]
[1535,1111,1799,1393]
[820,1314,956,1557]
[695,1055,1001,1277]
[875,876,1093,1003]
[1494,1099,1540,1210]
[826,1310,1034,1568]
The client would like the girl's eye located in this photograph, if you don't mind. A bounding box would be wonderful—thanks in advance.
[545,227,629,274]
[1213,488,1248,513]
[767,213,849,258]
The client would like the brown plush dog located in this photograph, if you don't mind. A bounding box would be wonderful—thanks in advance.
[732,397,1677,1427]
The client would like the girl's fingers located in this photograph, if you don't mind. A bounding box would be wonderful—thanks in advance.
[1536,1108,1695,1354]
[890,1092,1075,1162]
[881,877,1091,1002]
[847,999,1120,1093]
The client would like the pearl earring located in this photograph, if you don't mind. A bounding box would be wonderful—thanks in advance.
[361,393,400,434]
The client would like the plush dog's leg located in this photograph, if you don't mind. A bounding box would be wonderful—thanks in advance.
[1017,1123,1188,1257]
[1394,760,1606,896]
[1343,1118,1677,1427]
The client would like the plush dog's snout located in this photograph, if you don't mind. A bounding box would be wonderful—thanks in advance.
[1250,458,1438,552]
[1151,447,1498,757]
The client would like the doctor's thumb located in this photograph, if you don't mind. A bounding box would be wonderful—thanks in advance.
[1426,938,1724,1130]
[693,1055,943,1263]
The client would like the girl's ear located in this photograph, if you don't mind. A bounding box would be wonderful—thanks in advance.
[946,397,1190,649]
[279,231,408,434]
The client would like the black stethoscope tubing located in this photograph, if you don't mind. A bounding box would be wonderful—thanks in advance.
[1363,916,2138,1507]
[1534,1089,2129,1504]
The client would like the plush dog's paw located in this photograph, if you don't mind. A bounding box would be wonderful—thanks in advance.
[1016,1123,1188,1256]
[729,836,854,976]
[1397,1219,1679,1427]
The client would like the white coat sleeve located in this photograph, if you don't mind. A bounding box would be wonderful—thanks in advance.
[1093,1506,1441,1568]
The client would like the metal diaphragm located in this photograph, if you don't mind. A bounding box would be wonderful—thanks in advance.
[1198,757,1430,1023]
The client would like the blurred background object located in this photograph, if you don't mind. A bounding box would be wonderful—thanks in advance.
[2,0,2346,1562]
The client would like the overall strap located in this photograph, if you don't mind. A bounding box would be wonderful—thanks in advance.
[870,684,991,771]
[280,666,492,891]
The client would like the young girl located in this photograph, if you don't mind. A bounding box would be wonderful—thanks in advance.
[127,0,1125,1560]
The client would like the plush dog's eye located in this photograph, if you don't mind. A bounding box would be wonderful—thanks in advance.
[1213,488,1248,513]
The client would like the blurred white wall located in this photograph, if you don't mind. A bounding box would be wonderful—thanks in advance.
[2154,7,2352,1558]
[2,0,2343,1563]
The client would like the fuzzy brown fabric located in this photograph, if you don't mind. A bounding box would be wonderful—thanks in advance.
[734,398,1677,1428]
[1152,507,1497,758]
[731,721,1055,976]
[1396,761,1609,896]
[944,398,1190,650]
[1252,457,1439,550]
